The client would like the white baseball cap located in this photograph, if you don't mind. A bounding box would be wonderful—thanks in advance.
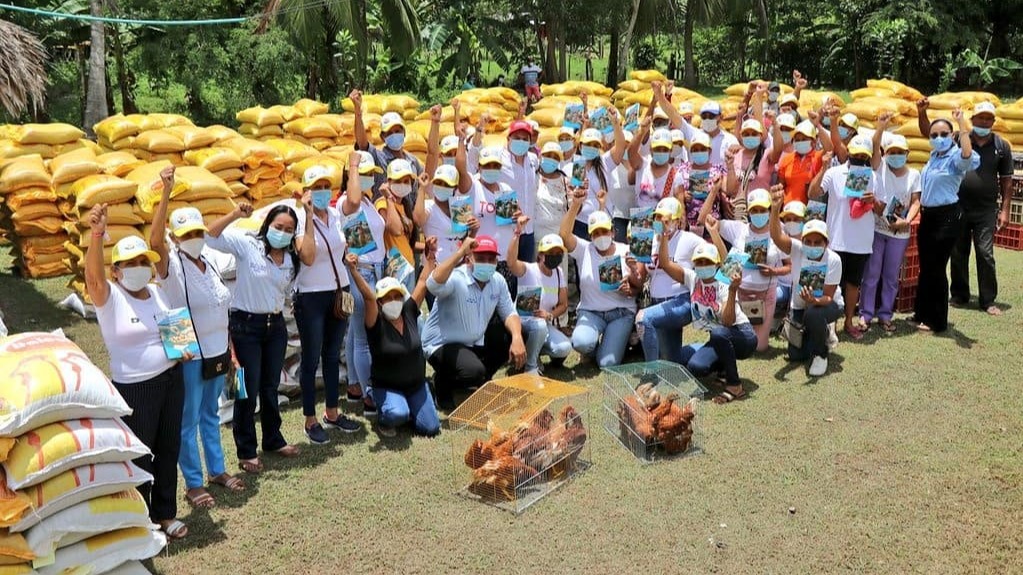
[433,164,459,186]
[678,102,694,114]
[440,135,460,153]
[587,210,613,234]
[884,134,910,153]
[794,120,817,138]
[781,201,807,218]
[112,235,160,265]
[479,146,504,167]
[355,150,383,174]
[374,276,408,300]
[170,207,207,237]
[654,197,683,220]
[381,112,405,132]
[691,242,720,264]
[972,101,996,118]
[386,158,415,180]
[802,219,829,241]
[840,113,859,129]
[689,131,711,148]
[650,128,673,150]
[747,188,772,210]
[538,234,566,253]
[777,113,798,130]
[580,128,603,144]
[541,141,564,159]
[700,101,722,116]
[302,165,334,187]
[653,107,670,120]
[741,118,764,134]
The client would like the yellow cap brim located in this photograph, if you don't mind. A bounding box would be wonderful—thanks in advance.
[375,285,406,300]
[588,223,612,234]
[434,175,457,187]
[359,165,384,175]
[848,146,872,158]
[693,255,720,265]
[172,224,207,238]
[748,201,772,210]
[388,169,414,180]
[781,209,805,218]
[113,249,160,265]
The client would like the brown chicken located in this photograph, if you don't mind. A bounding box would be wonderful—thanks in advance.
[653,396,698,455]
[618,395,655,443]
[617,388,698,455]
[467,456,539,501]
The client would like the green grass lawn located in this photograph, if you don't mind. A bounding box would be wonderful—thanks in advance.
[2,246,1022,573]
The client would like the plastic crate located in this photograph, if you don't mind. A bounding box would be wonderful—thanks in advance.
[601,361,707,463]
[1014,153,1023,175]
[995,223,1023,251]
[1010,199,1023,226]
[449,374,591,514]
[895,280,917,313]
[1013,176,1023,201]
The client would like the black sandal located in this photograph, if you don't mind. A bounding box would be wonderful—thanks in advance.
[713,390,747,404]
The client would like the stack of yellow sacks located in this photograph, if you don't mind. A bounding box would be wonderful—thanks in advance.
[609,70,709,121]
[892,89,1003,170]
[0,331,166,573]
[128,160,235,241]
[405,88,521,159]
[994,97,1023,149]
[0,153,68,278]
[95,113,199,165]
[0,123,91,162]
[530,81,614,139]
[845,79,925,130]
[215,138,287,209]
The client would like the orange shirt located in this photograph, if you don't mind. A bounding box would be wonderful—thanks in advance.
[375,198,414,263]
[777,150,823,204]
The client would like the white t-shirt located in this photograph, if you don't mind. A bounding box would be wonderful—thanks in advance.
[205,229,295,313]
[338,197,387,264]
[422,197,469,264]
[517,262,566,313]
[295,207,352,293]
[470,178,514,260]
[161,247,232,357]
[607,163,635,219]
[719,220,784,292]
[648,230,703,299]
[821,164,876,254]
[681,269,750,330]
[873,164,921,239]
[569,238,636,312]
[95,281,176,384]
[680,121,738,166]
[787,239,845,311]
[634,159,679,210]
[498,149,540,234]
[576,151,619,223]
[534,175,569,237]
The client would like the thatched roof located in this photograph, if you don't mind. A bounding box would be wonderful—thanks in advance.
[0,19,47,117]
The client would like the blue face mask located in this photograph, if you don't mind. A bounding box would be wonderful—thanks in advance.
[581,145,600,161]
[433,185,454,202]
[742,136,761,150]
[509,139,530,157]
[886,154,907,169]
[972,126,991,138]
[802,244,825,260]
[652,151,671,166]
[540,157,560,174]
[781,131,793,144]
[359,175,376,191]
[311,189,332,210]
[930,135,953,153]
[266,228,293,249]
[442,156,456,166]
[481,169,502,184]
[384,132,405,150]
[559,140,574,154]
[471,262,497,283]
[695,265,717,280]
[821,118,832,129]
[652,220,665,234]
[793,140,813,155]
[838,127,851,140]
[749,213,770,229]
[690,151,710,165]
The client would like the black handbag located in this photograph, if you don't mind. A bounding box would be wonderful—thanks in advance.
[180,252,233,380]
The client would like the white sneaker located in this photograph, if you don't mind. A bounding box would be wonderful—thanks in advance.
[826,324,839,351]
[809,355,828,377]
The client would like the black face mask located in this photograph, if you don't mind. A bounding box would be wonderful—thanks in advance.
[543,254,563,270]
[849,157,871,167]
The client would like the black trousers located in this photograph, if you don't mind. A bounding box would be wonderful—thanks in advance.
[428,315,510,402]
[950,206,998,309]
[230,310,289,460]
[114,365,184,522]
[914,203,963,332]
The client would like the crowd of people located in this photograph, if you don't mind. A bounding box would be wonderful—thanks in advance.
[84,75,1011,540]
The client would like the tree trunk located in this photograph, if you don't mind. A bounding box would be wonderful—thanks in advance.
[616,0,642,84]
[558,20,567,83]
[683,0,698,88]
[84,0,108,136]
[606,28,620,87]
[355,0,369,86]
[110,26,136,114]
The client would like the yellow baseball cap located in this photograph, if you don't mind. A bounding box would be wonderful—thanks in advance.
[538,233,565,253]
[847,135,873,158]
[580,128,603,144]
[433,164,459,187]
[374,276,407,300]
[794,120,817,138]
[654,197,683,220]
[802,219,829,241]
[479,146,504,167]
[777,113,797,130]
[540,141,563,160]
[356,151,383,175]
[781,201,807,218]
[112,235,160,265]
[650,128,673,150]
[386,158,415,180]
[779,93,799,107]
[169,207,207,238]
[747,188,772,210]
[440,135,460,153]
[587,211,613,234]
[691,242,720,264]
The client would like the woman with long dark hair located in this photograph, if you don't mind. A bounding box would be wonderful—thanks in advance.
[206,200,314,474]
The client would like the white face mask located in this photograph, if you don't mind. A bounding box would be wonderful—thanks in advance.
[178,238,204,260]
[783,222,804,237]
[381,300,403,320]
[391,183,412,198]
[119,266,152,292]
[593,235,613,251]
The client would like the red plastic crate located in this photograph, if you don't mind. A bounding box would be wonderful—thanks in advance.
[895,280,918,313]
[995,223,1023,251]
[1013,175,1023,201]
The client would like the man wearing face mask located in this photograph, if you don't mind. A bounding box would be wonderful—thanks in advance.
[421,235,526,410]
[486,120,540,262]
[651,82,738,167]
[918,100,1013,317]
[828,109,860,165]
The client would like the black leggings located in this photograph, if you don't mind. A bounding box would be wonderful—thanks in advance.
[914,203,963,332]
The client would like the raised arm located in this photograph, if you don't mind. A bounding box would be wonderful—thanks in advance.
[412,237,438,305]
[808,151,833,200]
[705,215,727,262]
[953,108,972,158]
[559,189,584,253]
[413,172,431,228]
[828,106,848,163]
[84,204,111,307]
[207,202,254,239]
[724,145,740,196]
[341,151,363,216]
[455,114,473,194]
[150,165,176,279]
[808,109,833,153]
[768,184,793,254]
[769,113,785,163]
[629,116,651,171]
[345,252,377,328]
[656,227,685,283]
[507,215,529,277]
[652,81,684,130]
[792,70,806,100]
[916,98,931,140]
[431,236,475,285]
[351,90,369,151]
[425,104,442,176]
[871,113,890,170]
[608,108,627,165]
[721,271,740,327]
[297,192,317,266]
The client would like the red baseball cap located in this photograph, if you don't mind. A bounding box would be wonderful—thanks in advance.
[472,235,500,254]
[508,120,533,136]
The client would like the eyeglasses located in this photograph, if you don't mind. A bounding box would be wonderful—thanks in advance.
[930,132,951,139]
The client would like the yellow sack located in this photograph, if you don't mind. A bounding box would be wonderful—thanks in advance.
[94,115,140,142]
[212,168,244,182]
[72,175,139,208]
[906,137,931,152]
[165,126,216,150]
[72,202,143,226]
[856,97,917,117]
[724,82,751,97]
[316,114,354,135]
[264,138,318,164]
[134,130,185,153]
[96,152,145,177]
[866,79,924,102]
[0,141,55,161]
[205,124,241,142]
[228,181,249,197]
[629,70,665,83]
[11,202,60,222]
[146,113,192,128]
[183,147,243,172]
[293,98,330,117]
[50,147,100,185]
[70,224,141,248]
[246,178,283,201]
[162,166,232,204]
[4,188,57,211]
[238,123,284,137]
[216,139,280,166]
[996,105,1023,121]
[16,235,66,254]
[927,93,968,110]
[97,136,135,151]
[616,79,650,93]
[242,165,285,184]
[14,124,85,146]
[851,87,896,100]
[0,469,31,529]
[284,118,338,139]
[527,108,565,128]
[994,118,1023,133]
[0,155,50,193]
[624,90,654,107]
[267,104,301,122]
[132,151,184,165]
[321,146,354,163]
[236,106,285,127]
[189,197,237,216]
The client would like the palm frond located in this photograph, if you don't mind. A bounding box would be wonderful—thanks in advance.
[0,19,48,117]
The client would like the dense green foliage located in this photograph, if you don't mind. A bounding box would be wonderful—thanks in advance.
[3,0,1021,126]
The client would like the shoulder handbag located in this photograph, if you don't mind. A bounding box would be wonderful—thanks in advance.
[781,316,804,349]
[179,252,232,380]
[312,218,354,319]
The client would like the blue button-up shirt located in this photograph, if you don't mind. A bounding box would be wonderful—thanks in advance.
[920,146,980,207]
[421,265,516,357]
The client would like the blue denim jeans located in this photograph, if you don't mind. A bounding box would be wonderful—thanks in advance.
[178,359,226,489]
[787,302,843,361]
[294,290,348,417]
[572,307,636,368]
[640,293,692,364]
[229,311,289,460]
[370,382,441,436]
[346,264,383,395]
[775,284,793,318]
[520,316,573,373]
[681,323,757,385]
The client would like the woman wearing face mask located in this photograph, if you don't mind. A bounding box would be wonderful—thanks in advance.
[810,135,877,339]
[638,197,705,363]
[341,153,405,419]
[768,187,844,377]
[828,108,860,165]
[726,118,784,221]
[87,205,188,540]
[557,127,578,173]
[778,119,829,204]
[629,125,683,211]
[670,129,688,165]
[207,200,309,474]
[859,124,922,333]
[913,109,979,333]
[774,201,807,320]
[571,114,627,239]
[560,192,642,368]
[533,142,571,278]
[507,226,571,374]
[658,230,755,404]
[149,166,244,510]
[344,243,441,438]
[715,189,788,352]
[681,131,728,237]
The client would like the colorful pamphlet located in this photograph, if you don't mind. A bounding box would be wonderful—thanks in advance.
[515,287,542,317]
[629,227,654,264]
[799,262,827,298]
[155,307,200,361]
[343,210,378,256]
[495,189,519,226]
[563,104,585,131]
[744,237,769,269]
[449,194,473,235]
[844,165,872,199]
[598,255,624,291]
[716,251,749,285]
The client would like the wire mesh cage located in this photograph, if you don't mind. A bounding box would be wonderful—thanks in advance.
[602,360,707,463]
[449,373,591,514]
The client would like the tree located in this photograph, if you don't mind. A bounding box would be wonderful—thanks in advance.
[0,19,47,118]
[83,0,108,133]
